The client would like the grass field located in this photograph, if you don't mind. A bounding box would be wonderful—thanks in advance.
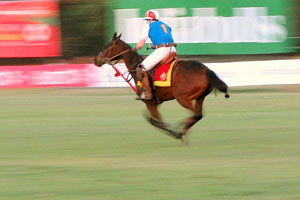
[0,87,300,200]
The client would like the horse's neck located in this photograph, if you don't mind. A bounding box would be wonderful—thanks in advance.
[122,51,141,68]
[122,51,142,83]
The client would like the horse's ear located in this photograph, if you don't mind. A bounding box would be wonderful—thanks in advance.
[112,32,117,40]
[117,33,122,39]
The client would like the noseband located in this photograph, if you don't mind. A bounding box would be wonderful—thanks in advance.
[98,40,132,65]
[97,40,138,88]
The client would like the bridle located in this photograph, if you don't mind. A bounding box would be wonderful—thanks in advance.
[98,48,132,65]
[98,39,134,66]
[97,39,140,92]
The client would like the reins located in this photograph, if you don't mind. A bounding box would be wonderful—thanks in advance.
[99,47,138,93]
[111,65,137,93]
[98,48,132,65]
[108,48,132,63]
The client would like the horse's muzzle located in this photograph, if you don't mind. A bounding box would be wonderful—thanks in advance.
[94,56,106,67]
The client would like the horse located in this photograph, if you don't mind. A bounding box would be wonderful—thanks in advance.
[94,33,230,140]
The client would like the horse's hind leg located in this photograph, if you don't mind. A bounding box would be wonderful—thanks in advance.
[176,97,204,134]
[184,98,204,134]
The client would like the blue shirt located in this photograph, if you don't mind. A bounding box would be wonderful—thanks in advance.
[148,21,174,47]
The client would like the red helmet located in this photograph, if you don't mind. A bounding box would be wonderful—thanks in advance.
[144,10,160,20]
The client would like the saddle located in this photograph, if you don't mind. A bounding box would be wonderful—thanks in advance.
[146,51,177,82]
[149,51,178,78]
[138,52,178,103]
[158,51,177,66]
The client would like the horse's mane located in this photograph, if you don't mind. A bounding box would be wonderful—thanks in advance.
[117,38,144,65]
[118,38,132,50]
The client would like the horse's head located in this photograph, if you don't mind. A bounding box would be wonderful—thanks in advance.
[94,32,129,67]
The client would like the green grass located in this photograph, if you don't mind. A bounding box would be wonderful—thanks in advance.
[0,87,300,200]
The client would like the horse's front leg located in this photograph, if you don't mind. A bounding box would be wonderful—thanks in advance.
[145,103,161,121]
[145,103,183,139]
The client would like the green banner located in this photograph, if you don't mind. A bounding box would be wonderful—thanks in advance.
[107,0,297,55]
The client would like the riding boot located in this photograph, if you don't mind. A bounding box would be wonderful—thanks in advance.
[136,67,153,100]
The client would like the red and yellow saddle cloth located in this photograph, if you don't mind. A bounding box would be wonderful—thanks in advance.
[137,60,177,88]
[153,60,177,87]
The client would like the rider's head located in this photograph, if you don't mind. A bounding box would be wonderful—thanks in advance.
[143,10,159,23]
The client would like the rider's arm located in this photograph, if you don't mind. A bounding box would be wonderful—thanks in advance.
[135,24,149,50]
[136,39,146,50]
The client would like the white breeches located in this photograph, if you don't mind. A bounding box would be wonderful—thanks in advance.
[142,46,176,71]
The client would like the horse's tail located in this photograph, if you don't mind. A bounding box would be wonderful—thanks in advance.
[207,69,230,98]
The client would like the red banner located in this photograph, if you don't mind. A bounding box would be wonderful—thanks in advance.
[0,64,98,88]
[0,1,61,57]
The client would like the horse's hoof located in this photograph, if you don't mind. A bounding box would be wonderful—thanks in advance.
[175,133,183,139]
[172,130,185,140]
[180,134,190,145]
[165,129,181,139]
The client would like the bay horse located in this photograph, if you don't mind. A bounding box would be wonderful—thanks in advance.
[94,33,230,140]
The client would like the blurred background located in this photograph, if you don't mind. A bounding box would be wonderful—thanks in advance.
[0,0,105,65]
[0,0,299,66]
[1,0,299,88]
